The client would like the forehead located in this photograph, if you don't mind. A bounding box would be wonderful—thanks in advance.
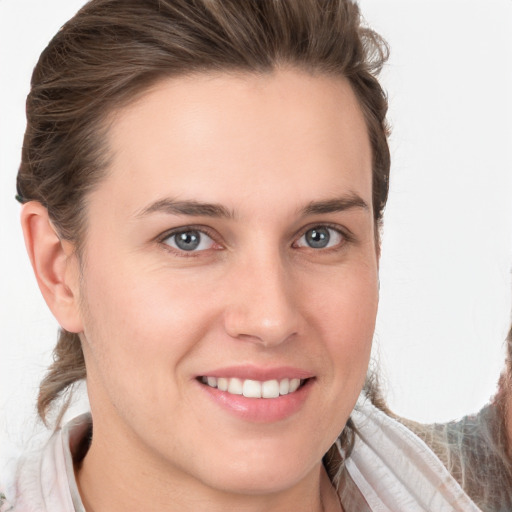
[94,69,372,219]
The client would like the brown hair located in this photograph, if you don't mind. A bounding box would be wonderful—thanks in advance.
[17,0,390,428]
[497,323,512,450]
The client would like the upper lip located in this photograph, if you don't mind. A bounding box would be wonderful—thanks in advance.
[197,365,314,381]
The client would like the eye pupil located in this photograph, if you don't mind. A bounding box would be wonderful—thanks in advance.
[305,227,330,248]
[175,230,201,251]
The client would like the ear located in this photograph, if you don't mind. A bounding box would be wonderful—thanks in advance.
[20,201,84,333]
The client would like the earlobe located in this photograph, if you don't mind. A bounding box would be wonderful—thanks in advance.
[20,202,83,333]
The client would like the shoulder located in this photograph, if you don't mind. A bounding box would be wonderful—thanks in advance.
[345,397,480,511]
[0,413,91,512]
[0,433,21,512]
[0,434,52,512]
[401,403,512,512]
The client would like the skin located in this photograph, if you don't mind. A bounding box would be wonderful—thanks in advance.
[22,69,379,512]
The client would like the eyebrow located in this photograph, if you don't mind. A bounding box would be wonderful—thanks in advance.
[135,193,369,220]
[135,199,235,219]
[300,194,370,216]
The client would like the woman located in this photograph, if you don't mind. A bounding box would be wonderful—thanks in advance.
[1,1,479,510]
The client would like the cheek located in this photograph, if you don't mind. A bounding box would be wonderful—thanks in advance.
[79,255,227,405]
[83,249,210,336]
[83,276,195,364]
[78,263,181,388]
[80,275,210,434]
[296,266,378,455]
[305,264,378,379]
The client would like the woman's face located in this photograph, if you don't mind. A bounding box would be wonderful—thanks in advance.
[76,69,378,495]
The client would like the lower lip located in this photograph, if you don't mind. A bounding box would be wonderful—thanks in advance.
[197,379,313,423]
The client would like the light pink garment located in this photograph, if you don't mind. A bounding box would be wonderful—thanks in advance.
[10,415,88,512]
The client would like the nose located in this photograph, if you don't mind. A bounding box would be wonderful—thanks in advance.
[223,254,301,347]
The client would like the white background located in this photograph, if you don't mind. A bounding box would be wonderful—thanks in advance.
[1,0,511,447]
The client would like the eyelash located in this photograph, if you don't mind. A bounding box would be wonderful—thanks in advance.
[157,223,351,257]
[158,225,221,258]
[292,223,352,251]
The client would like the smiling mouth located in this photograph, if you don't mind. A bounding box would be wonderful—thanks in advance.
[199,376,307,398]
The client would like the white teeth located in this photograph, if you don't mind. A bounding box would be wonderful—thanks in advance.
[227,377,243,395]
[289,378,300,393]
[262,379,280,398]
[201,376,305,398]
[279,378,290,396]
[217,377,228,391]
[243,379,262,398]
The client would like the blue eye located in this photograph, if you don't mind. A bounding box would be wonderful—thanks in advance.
[163,229,216,252]
[296,226,343,249]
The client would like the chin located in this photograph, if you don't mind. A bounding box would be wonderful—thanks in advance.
[190,441,322,496]
[207,464,313,496]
